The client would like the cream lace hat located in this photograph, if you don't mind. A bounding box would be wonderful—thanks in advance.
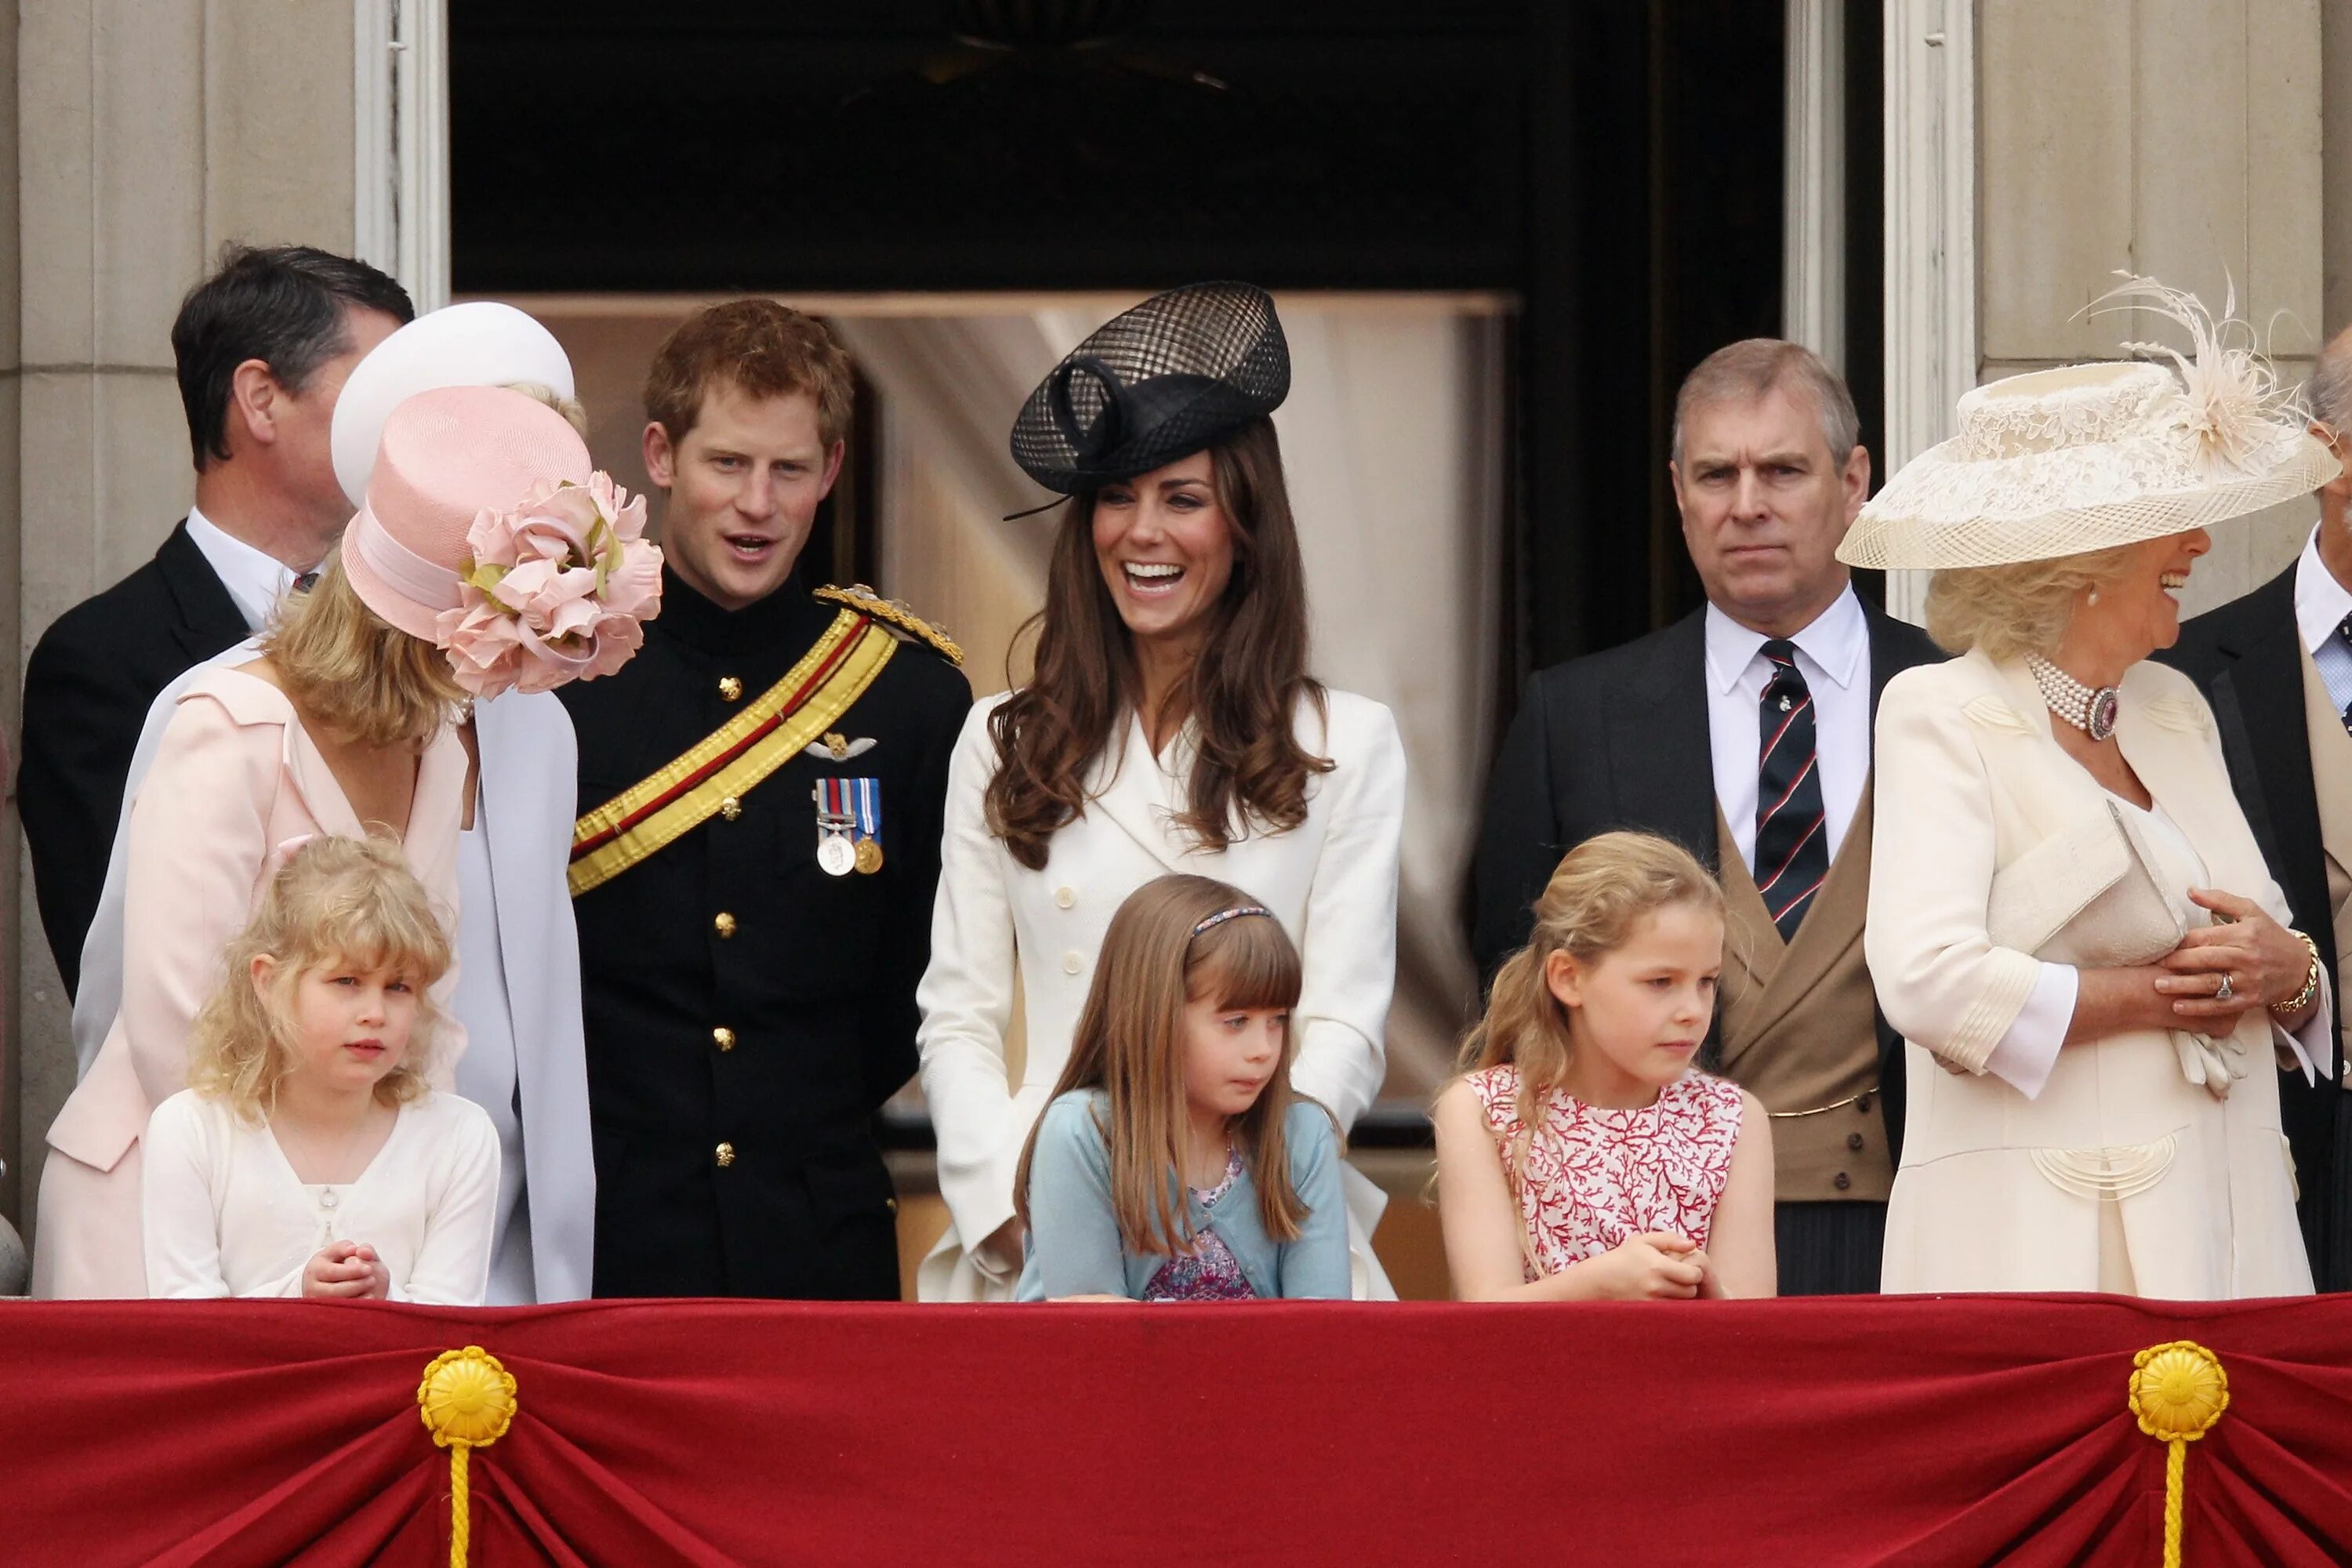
[1838,279,2341,569]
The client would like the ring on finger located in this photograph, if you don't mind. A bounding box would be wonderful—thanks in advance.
[2216,972,2235,1003]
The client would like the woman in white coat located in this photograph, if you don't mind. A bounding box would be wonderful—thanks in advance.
[1845,281,2336,1297]
[917,282,1405,1301]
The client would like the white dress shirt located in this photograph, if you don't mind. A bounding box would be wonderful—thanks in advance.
[182,505,309,633]
[2296,526,2352,713]
[140,1087,501,1304]
[1705,585,1870,872]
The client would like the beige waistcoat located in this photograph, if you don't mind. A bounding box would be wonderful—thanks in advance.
[1715,789,1893,1203]
[2298,648,2352,1083]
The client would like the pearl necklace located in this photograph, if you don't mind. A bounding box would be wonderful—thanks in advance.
[2026,655,2121,742]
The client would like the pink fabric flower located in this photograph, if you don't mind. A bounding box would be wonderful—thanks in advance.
[437,473,664,699]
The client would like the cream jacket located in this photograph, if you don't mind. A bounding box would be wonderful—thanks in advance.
[1867,650,2315,1298]
[916,689,1403,1301]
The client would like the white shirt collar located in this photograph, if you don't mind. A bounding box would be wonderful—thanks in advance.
[2294,525,2352,657]
[1703,584,1867,695]
[183,505,310,633]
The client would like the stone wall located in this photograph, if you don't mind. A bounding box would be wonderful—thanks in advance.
[1976,0,2329,617]
[4,0,355,1231]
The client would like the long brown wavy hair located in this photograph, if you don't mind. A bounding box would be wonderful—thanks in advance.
[983,417,1332,870]
[1013,873,1317,1256]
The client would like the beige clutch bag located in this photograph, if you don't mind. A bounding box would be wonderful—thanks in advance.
[1985,800,2190,967]
[1984,801,2240,1098]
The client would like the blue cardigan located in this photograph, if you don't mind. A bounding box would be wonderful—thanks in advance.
[1014,1090,1352,1301]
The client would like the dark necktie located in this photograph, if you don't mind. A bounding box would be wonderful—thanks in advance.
[2338,612,2352,736]
[293,569,320,593]
[1755,639,1830,942]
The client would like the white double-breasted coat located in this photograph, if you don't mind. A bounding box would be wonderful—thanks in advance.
[916,688,1405,1301]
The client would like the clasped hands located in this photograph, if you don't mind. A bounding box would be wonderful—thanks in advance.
[302,1239,390,1301]
[2151,887,2311,1026]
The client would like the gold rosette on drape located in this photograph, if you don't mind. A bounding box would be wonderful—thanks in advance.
[419,1346,519,1567]
[2128,1341,2228,1568]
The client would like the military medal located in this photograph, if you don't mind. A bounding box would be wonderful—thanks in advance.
[812,779,858,877]
[849,776,884,875]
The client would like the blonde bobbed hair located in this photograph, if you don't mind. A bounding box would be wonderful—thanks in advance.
[263,554,465,748]
[1455,832,1726,1192]
[187,833,453,1120]
[1921,544,2138,662]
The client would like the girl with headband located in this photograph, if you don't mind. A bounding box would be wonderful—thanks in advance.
[1013,874,1348,1301]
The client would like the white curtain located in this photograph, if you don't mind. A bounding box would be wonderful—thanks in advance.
[833,295,1506,1102]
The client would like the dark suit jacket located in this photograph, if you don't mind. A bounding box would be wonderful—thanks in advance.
[19,521,248,996]
[2159,564,2345,1288]
[1469,595,1944,1164]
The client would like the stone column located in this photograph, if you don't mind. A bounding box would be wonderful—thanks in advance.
[5,1,355,1237]
[1976,0,2326,617]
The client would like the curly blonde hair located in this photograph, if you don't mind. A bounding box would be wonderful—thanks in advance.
[1922,545,2138,662]
[187,834,453,1120]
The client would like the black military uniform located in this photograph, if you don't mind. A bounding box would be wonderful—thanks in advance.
[559,568,971,1298]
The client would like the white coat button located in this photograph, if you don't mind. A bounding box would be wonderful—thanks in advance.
[318,1190,339,1210]
[1054,886,1076,909]
[1062,949,1083,975]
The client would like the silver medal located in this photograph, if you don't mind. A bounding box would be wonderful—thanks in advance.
[817,830,857,877]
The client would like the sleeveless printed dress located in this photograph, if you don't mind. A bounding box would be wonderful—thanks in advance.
[1467,1066,1744,1281]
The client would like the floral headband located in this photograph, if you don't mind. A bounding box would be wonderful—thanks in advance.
[435,473,664,700]
[1190,905,1272,938]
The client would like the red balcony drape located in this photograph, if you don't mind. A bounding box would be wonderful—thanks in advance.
[5,1293,2350,1566]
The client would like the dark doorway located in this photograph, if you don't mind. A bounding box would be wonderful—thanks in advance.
[452,1,1801,686]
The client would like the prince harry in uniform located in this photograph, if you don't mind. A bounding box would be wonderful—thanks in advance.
[560,301,970,1299]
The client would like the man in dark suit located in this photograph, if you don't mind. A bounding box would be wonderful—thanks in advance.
[2160,322,2352,1290]
[18,245,409,994]
[1472,339,1943,1295]
[560,301,971,1300]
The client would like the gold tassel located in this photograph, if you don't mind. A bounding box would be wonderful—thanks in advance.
[2128,1341,2229,1568]
[418,1346,519,1568]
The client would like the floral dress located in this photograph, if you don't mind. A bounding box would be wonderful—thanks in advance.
[1467,1066,1743,1281]
[1142,1146,1258,1301]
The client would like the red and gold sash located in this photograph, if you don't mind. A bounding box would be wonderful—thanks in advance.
[568,610,895,896]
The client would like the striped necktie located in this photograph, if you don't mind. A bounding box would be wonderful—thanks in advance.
[1755,639,1830,942]
[2339,612,2352,736]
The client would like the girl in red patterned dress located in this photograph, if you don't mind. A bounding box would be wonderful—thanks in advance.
[1434,832,1777,1300]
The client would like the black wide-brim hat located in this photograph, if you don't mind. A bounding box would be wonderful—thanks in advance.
[1008,281,1290,500]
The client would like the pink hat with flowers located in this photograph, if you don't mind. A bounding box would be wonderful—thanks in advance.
[341,385,662,699]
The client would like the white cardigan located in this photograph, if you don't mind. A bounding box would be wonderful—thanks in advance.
[1867,650,2321,1298]
[141,1087,500,1303]
[916,688,1405,1301]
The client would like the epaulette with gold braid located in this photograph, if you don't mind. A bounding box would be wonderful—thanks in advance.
[814,583,964,667]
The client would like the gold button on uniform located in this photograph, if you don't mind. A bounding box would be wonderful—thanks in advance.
[713,912,737,938]
[719,796,742,822]
[1054,887,1076,909]
[718,676,744,701]
[715,1142,736,1168]
[713,1026,736,1052]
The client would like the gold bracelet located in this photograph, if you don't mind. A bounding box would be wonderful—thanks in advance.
[2270,931,2322,1014]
